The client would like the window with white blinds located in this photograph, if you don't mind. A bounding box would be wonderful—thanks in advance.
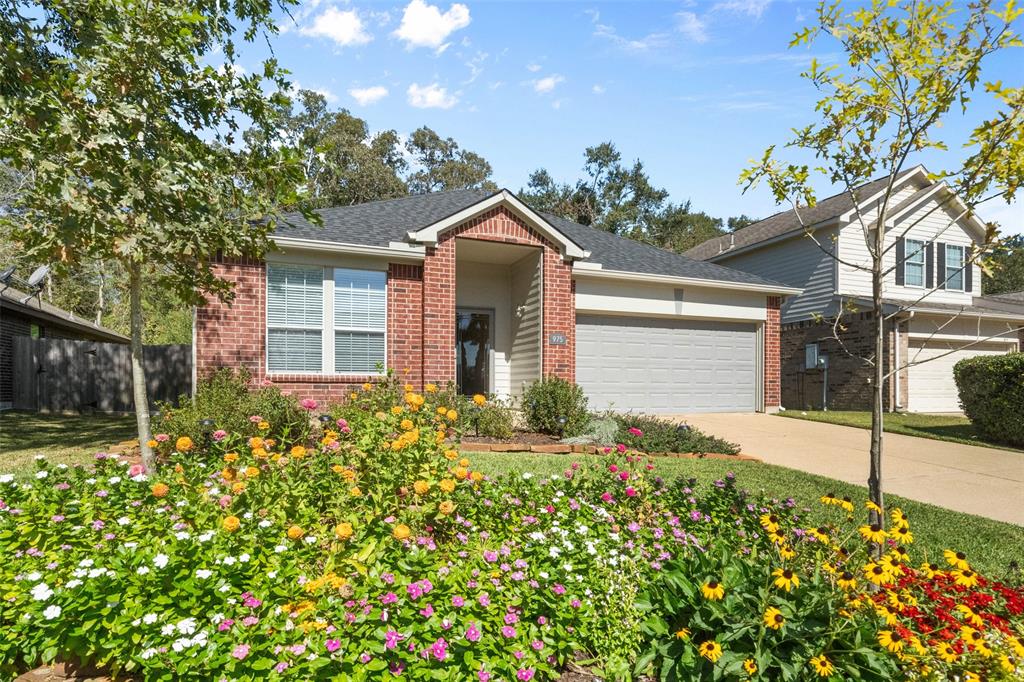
[266,263,387,375]
[334,268,386,373]
[267,264,324,372]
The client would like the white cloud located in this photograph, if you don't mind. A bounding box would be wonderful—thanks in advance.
[532,74,564,94]
[300,6,372,47]
[289,81,339,104]
[593,21,670,52]
[394,0,471,51]
[463,51,488,84]
[407,82,458,109]
[592,84,606,95]
[349,86,389,106]
[713,0,772,18]
[526,63,542,72]
[676,11,709,43]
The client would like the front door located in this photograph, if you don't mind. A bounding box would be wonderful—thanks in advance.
[456,308,493,396]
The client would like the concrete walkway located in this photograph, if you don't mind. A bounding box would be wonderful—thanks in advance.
[673,412,1024,526]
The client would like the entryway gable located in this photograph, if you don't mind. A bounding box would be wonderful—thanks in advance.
[407,189,590,260]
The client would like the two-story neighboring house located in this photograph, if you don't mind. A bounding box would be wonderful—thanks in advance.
[686,166,1024,413]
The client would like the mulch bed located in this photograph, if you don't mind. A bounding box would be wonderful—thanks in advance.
[462,431,561,446]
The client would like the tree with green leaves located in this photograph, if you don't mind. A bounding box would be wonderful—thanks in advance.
[1,0,311,466]
[405,127,497,194]
[984,233,1024,294]
[246,89,408,209]
[740,0,1023,536]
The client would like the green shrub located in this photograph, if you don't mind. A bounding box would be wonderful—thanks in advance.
[473,397,515,439]
[954,352,1024,447]
[158,367,311,445]
[521,376,589,437]
[614,413,740,454]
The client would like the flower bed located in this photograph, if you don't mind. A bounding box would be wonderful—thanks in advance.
[1,382,1021,680]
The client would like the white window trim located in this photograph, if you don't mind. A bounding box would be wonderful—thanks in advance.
[265,264,388,377]
[903,238,925,289]
[944,244,965,291]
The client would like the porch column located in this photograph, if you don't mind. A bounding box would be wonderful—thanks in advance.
[541,252,575,383]
[422,241,457,385]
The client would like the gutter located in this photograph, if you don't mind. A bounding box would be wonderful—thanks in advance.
[272,236,426,260]
[572,266,803,296]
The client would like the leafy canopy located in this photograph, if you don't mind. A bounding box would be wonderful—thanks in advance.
[0,0,311,306]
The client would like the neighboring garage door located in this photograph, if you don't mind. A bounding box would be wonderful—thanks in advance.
[576,314,757,413]
[907,341,1013,413]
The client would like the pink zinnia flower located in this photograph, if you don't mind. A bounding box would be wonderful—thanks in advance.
[625,487,637,497]
[299,398,318,410]
[616,443,627,453]
[249,415,263,424]
[608,464,618,473]
[155,433,169,442]
[231,644,250,660]
[212,429,228,442]
[619,471,629,481]
[128,463,146,477]
[600,492,613,503]
[628,427,643,437]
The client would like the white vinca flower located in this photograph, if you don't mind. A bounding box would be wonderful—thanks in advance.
[108,476,121,484]
[258,520,272,528]
[30,583,53,601]
[221,556,237,566]
[35,471,49,479]
[43,605,62,620]
[24,572,41,581]
[153,554,169,569]
[65,580,83,589]
[143,613,158,625]
[34,454,46,461]
[160,624,175,636]
[0,474,15,484]
[176,617,197,635]
[78,559,94,568]
[238,553,251,563]
[136,566,150,576]
[195,569,213,580]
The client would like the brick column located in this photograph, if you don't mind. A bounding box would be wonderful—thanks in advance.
[387,263,424,389]
[764,296,781,410]
[542,252,575,382]
[195,258,266,382]
[422,243,456,385]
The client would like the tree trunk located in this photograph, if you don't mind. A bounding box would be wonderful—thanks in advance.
[129,261,154,468]
[868,239,886,559]
[95,260,106,326]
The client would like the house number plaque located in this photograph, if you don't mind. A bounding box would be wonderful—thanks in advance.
[548,332,567,345]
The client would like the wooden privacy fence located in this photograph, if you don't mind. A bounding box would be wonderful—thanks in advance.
[12,338,191,413]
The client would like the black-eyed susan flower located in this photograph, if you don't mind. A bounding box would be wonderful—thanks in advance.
[759,513,780,532]
[866,499,883,514]
[862,562,893,586]
[891,524,913,545]
[890,507,909,527]
[936,642,958,663]
[877,630,905,654]
[920,562,943,579]
[837,571,857,591]
[701,580,725,601]
[951,568,979,588]
[698,640,723,663]
[743,659,757,675]
[839,496,855,513]
[675,627,691,640]
[809,654,834,677]
[944,549,970,570]
[858,523,887,544]
[809,526,830,543]
[820,492,837,506]
[763,606,784,630]
[955,604,984,628]
[875,604,898,626]
[772,568,799,592]
[779,544,795,559]
[1000,654,1018,674]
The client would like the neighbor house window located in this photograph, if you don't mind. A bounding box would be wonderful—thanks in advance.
[266,264,387,375]
[904,239,925,287]
[945,244,965,290]
[333,268,386,373]
[267,264,324,372]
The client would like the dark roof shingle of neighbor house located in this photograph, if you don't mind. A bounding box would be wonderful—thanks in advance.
[684,168,923,261]
[0,285,129,342]
[985,290,1024,304]
[274,189,792,290]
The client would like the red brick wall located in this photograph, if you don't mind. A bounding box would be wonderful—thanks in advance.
[764,296,781,409]
[422,205,575,386]
[387,263,424,389]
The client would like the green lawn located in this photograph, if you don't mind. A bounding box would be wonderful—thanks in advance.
[776,410,1022,452]
[0,410,136,475]
[471,451,1024,578]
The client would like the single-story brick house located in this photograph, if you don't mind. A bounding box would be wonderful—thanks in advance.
[1,285,128,409]
[195,190,800,414]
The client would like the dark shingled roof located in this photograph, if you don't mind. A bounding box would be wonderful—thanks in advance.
[685,167,925,261]
[274,190,794,290]
[0,286,128,343]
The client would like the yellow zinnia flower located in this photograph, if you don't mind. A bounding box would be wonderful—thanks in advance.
[222,515,240,532]
[334,522,353,541]
[472,393,486,406]
[151,482,169,498]
[401,419,414,431]
[413,480,430,495]
[439,478,456,493]
[392,524,411,540]
[175,436,193,452]
[439,500,455,515]
[287,525,304,540]
[700,580,724,601]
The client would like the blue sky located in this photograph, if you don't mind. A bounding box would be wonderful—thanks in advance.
[239,0,1022,233]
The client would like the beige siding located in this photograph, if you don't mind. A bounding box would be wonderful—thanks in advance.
[837,189,981,305]
[573,278,768,321]
[716,226,838,324]
[509,251,543,398]
[456,261,512,397]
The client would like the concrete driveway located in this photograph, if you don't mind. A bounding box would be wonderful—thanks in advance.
[674,412,1024,526]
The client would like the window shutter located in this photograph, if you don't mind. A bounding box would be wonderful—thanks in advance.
[925,242,934,288]
[936,242,945,290]
[895,238,905,286]
[965,255,973,292]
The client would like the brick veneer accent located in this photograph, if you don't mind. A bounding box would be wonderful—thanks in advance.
[195,206,576,401]
[421,205,575,386]
[779,312,896,411]
[764,296,781,409]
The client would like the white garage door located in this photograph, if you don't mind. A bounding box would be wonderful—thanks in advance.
[907,341,1013,413]
[576,314,757,414]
